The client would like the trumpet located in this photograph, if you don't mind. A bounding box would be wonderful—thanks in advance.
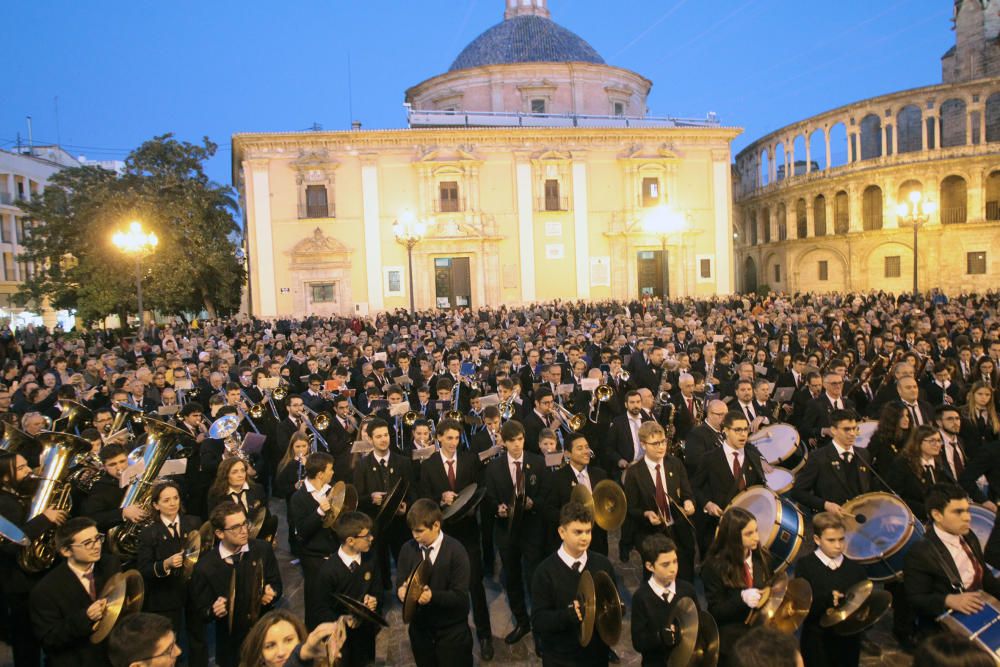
[498,400,516,421]
[617,370,631,383]
[301,407,332,452]
[402,411,419,427]
[552,403,586,433]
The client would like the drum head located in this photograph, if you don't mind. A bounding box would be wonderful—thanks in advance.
[764,468,794,495]
[969,505,996,552]
[842,492,915,563]
[750,425,798,463]
[731,487,778,530]
[853,421,879,449]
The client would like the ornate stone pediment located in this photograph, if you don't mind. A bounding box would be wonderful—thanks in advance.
[415,145,481,163]
[532,149,572,162]
[424,216,502,241]
[619,143,683,161]
[291,149,339,185]
[287,228,352,268]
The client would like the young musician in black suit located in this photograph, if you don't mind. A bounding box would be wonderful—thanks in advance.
[630,534,699,667]
[288,451,338,628]
[799,373,855,448]
[311,511,381,665]
[417,417,493,658]
[134,481,201,659]
[81,443,147,532]
[353,418,414,594]
[794,512,868,667]
[107,612,183,667]
[190,501,283,667]
[700,506,771,666]
[205,457,267,516]
[543,432,610,555]
[603,390,653,474]
[624,421,697,582]
[29,517,121,667]
[692,413,766,553]
[522,387,557,455]
[395,498,474,667]
[531,501,618,667]
[904,483,1000,634]
[792,409,875,514]
[483,419,547,647]
[328,395,360,484]
[887,425,955,521]
[472,406,503,573]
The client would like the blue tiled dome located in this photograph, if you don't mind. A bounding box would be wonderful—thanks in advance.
[449,15,605,72]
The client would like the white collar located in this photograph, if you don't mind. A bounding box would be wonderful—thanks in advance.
[160,514,180,530]
[825,393,842,404]
[337,546,361,569]
[508,455,524,465]
[218,541,250,561]
[557,545,588,571]
[304,479,330,495]
[570,462,588,476]
[920,457,936,467]
[934,524,964,549]
[832,442,854,458]
[814,550,844,570]
[644,456,665,471]
[67,559,95,578]
[228,482,250,494]
[722,443,743,459]
[647,577,677,601]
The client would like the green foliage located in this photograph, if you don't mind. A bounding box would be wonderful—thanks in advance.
[15,134,245,324]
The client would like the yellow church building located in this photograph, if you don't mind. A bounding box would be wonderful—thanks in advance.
[233,0,740,317]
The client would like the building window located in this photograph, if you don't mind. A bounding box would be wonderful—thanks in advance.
[700,258,712,279]
[0,216,7,244]
[773,264,781,282]
[310,283,337,303]
[884,256,901,278]
[2,253,11,281]
[642,177,660,207]
[818,261,829,281]
[530,99,547,114]
[968,251,987,274]
[544,179,562,211]
[304,185,329,218]
[613,102,625,117]
[439,181,460,212]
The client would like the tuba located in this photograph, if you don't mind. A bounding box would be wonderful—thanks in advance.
[108,417,194,557]
[0,421,37,455]
[18,432,93,572]
[54,398,94,434]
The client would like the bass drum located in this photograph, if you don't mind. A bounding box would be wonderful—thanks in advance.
[969,504,998,575]
[852,421,880,449]
[841,492,924,581]
[750,424,805,473]
[728,486,804,574]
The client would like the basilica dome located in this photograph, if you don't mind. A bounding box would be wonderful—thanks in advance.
[449,14,605,72]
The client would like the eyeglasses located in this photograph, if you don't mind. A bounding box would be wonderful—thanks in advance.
[223,521,249,533]
[642,439,667,447]
[72,534,105,549]
[137,639,179,663]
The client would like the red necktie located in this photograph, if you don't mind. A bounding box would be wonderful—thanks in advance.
[654,464,672,522]
[446,460,456,491]
[687,398,693,415]
[732,452,745,490]
[961,540,984,590]
[84,570,97,601]
[952,442,965,477]
[514,461,524,494]
[743,562,753,588]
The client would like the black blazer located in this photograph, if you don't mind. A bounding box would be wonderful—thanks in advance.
[30,553,122,667]
[206,481,267,517]
[702,550,769,658]
[624,456,695,552]
[521,410,550,455]
[483,452,547,547]
[692,444,767,510]
[352,450,415,518]
[79,473,126,531]
[603,412,654,471]
[418,450,482,505]
[543,464,610,552]
[905,525,1000,631]
[682,423,724,476]
[395,534,470,631]
[0,488,53,595]
[631,579,698,666]
[136,514,201,612]
[800,395,856,443]
[309,550,381,634]
[288,484,338,557]
[669,394,699,443]
[886,457,955,521]
[893,399,936,429]
[791,444,874,512]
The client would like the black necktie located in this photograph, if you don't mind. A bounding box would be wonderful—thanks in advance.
[422,546,433,562]
[572,560,582,572]
[349,560,360,573]
[168,522,179,539]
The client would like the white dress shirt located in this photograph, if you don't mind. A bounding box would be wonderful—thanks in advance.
[421,529,445,565]
[66,560,97,596]
[647,577,677,603]
[305,479,331,516]
[571,463,591,491]
[814,549,844,571]
[337,546,361,570]
[557,545,588,571]
[934,525,977,590]
[508,455,525,488]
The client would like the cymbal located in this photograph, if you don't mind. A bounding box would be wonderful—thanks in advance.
[820,580,873,628]
[182,530,201,580]
[333,593,389,628]
[831,589,892,636]
[0,514,28,546]
[691,610,720,667]
[764,577,812,634]
[748,571,786,626]
[507,488,526,533]
[323,482,360,529]
[441,483,486,524]
[592,480,627,531]
[402,560,431,623]
[594,570,624,647]
[198,520,215,553]
[121,570,144,618]
[577,570,597,647]
[374,478,408,538]
[570,481,592,508]
[666,597,699,667]
[248,506,268,540]
[91,573,127,644]
[227,569,237,633]
[247,558,265,626]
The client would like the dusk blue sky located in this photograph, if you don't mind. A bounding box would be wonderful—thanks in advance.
[5,1,954,188]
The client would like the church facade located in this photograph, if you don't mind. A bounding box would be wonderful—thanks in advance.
[233,0,739,317]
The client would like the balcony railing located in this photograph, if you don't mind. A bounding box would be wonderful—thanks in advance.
[433,198,466,214]
[537,196,569,212]
[297,204,335,219]
[941,206,968,224]
[986,201,1000,220]
[407,107,722,129]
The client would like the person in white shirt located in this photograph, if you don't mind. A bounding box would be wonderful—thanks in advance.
[630,534,699,664]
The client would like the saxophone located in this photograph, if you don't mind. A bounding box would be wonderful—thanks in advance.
[665,403,682,460]
[18,432,92,572]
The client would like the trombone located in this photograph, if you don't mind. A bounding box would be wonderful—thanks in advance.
[552,403,586,433]
[301,406,332,452]
[589,384,614,423]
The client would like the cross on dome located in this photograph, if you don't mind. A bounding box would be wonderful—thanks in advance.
[504,0,550,20]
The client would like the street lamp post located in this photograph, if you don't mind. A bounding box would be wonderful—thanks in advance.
[112,220,159,328]
[642,204,687,298]
[895,191,936,295]
[393,211,426,314]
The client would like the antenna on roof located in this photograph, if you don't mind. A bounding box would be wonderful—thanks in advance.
[347,51,355,129]
[26,116,33,153]
[54,96,61,149]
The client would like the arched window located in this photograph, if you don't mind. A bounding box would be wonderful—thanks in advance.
[760,150,770,187]
[762,207,771,243]
[814,195,827,236]
[862,185,883,231]
[897,105,923,153]
[808,129,826,171]
[834,191,850,234]
[986,171,1000,220]
[860,114,883,160]
[775,143,786,182]
[796,198,807,238]
[940,99,968,148]
[986,93,1000,143]
[749,210,758,245]
[777,204,787,240]
[940,175,968,223]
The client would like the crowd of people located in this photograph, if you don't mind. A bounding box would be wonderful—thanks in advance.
[0,290,999,666]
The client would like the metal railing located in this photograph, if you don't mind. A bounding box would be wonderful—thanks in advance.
[537,196,569,212]
[298,204,335,219]
[433,197,466,213]
[407,107,721,129]
[940,206,967,224]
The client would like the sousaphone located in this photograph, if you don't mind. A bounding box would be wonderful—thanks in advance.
[571,479,627,531]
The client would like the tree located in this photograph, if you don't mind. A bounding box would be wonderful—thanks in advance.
[16,134,245,324]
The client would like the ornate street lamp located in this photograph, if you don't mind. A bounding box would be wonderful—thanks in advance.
[895,191,936,295]
[393,211,426,314]
[112,220,158,327]
[642,204,687,298]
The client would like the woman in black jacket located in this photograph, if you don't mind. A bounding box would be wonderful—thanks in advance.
[866,402,911,476]
[886,425,953,521]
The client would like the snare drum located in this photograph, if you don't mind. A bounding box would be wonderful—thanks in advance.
[939,593,1000,661]
[728,486,804,574]
[764,467,795,495]
[852,421,879,449]
[750,424,805,473]
[842,492,925,581]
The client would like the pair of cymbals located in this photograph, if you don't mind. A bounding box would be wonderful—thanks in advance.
[182,530,201,580]
[819,580,892,636]
[374,478,408,537]
[333,593,389,628]
[402,559,431,623]
[92,570,144,643]
[507,488,526,532]
[665,599,721,667]
[754,575,813,634]
[442,483,486,524]
[571,480,627,531]
[323,482,360,529]
[576,570,623,647]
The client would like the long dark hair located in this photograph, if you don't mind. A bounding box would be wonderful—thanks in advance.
[209,458,249,500]
[238,609,307,667]
[875,402,909,444]
[704,507,770,588]
[0,451,17,492]
[899,424,942,478]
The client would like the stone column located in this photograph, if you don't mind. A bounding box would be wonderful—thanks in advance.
[880,124,887,156]
[921,114,929,150]
[805,135,812,174]
[805,202,815,238]
[969,169,985,221]
[825,128,832,170]
[967,108,975,146]
[360,155,384,312]
[787,200,798,241]
[712,149,734,293]
[848,186,862,233]
[883,177,898,229]
[245,159,278,317]
[571,155,590,299]
[514,156,536,303]
[980,106,988,143]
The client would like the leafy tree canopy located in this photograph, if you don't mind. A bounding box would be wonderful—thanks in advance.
[16,134,245,324]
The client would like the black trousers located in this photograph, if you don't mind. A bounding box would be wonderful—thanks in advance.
[300,554,329,629]
[453,529,492,639]
[6,591,40,667]
[409,622,473,667]
[375,517,409,591]
[496,526,543,627]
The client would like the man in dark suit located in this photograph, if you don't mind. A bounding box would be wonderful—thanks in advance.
[603,390,653,474]
[683,399,728,477]
[29,517,121,667]
[631,534,699,666]
[289,452,338,628]
[792,409,875,514]
[396,499,474,667]
[799,373,856,448]
[904,483,1000,633]
[692,413,766,552]
[630,347,664,395]
[483,419,547,647]
[543,432,610,555]
[895,376,935,428]
[190,501,283,667]
[521,387,558,455]
[624,421,697,582]
[417,418,493,659]
[923,366,962,407]
[668,373,699,443]
[81,443,147,532]
[353,418,415,593]
[327,395,360,483]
